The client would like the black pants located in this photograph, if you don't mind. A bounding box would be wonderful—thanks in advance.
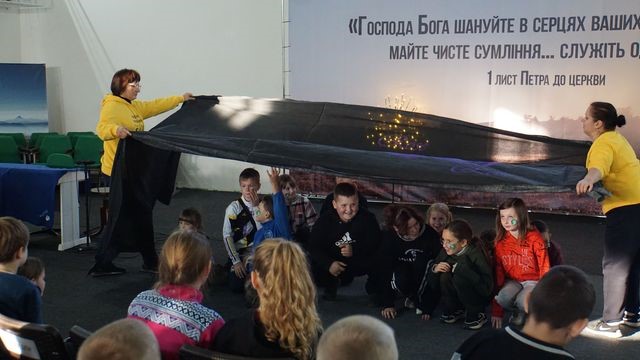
[602,204,640,322]
[94,175,158,268]
[313,260,379,296]
[392,260,428,304]
[436,271,489,317]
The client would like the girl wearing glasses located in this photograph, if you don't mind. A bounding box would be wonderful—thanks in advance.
[425,219,493,329]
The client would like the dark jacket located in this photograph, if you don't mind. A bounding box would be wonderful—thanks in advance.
[309,208,381,271]
[424,243,493,314]
[379,225,441,307]
[212,310,294,359]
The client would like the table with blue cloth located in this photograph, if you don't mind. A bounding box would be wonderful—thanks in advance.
[0,163,87,250]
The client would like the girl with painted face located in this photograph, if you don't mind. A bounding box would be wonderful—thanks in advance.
[491,198,549,329]
[422,219,493,329]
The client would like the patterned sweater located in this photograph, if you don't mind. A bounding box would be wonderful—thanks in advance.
[128,285,225,360]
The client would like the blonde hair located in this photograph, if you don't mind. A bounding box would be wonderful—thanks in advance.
[156,230,212,288]
[78,318,160,360]
[426,202,452,223]
[317,315,398,360]
[253,239,322,360]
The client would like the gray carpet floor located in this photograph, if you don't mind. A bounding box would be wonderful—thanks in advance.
[27,189,640,359]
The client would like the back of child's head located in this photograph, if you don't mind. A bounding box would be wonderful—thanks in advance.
[157,230,212,288]
[239,167,260,182]
[317,315,398,360]
[253,239,321,360]
[17,256,44,281]
[495,197,530,241]
[531,219,550,243]
[383,205,424,234]
[333,182,357,199]
[0,216,29,263]
[528,265,595,329]
[260,195,274,219]
[278,174,297,189]
[479,228,496,248]
[178,207,203,231]
[78,318,160,360]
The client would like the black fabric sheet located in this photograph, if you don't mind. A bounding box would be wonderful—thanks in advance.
[105,96,590,254]
[132,96,589,192]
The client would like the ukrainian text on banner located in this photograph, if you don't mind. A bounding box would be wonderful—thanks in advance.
[288,0,640,215]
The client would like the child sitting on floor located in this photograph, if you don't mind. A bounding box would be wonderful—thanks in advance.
[178,207,203,232]
[222,168,262,293]
[531,220,564,267]
[279,173,318,246]
[251,168,292,251]
[492,198,549,329]
[0,217,42,323]
[128,230,225,360]
[17,256,46,296]
[423,219,493,329]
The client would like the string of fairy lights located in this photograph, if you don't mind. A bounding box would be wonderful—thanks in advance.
[366,95,429,152]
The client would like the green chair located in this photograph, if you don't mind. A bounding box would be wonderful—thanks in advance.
[46,153,77,168]
[0,135,22,163]
[73,134,103,168]
[35,134,72,164]
[67,131,95,147]
[0,132,27,148]
[25,132,59,163]
[28,132,59,148]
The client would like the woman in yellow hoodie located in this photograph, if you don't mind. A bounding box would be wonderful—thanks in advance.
[90,68,193,277]
[576,102,640,338]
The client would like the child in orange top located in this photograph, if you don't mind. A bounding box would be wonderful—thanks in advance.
[491,198,549,329]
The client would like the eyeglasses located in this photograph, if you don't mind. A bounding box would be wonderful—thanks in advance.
[441,238,458,246]
[128,82,142,89]
[178,218,193,225]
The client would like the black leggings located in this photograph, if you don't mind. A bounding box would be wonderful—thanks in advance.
[602,204,640,322]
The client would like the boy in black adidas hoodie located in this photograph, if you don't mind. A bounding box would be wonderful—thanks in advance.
[309,182,382,301]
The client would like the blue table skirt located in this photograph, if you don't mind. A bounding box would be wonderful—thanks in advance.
[0,163,78,228]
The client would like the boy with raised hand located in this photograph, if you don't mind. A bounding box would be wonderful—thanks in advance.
[452,265,595,360]
[222,168,262,293]
[309,182,382,301]
[251,168,292,250]
[0,217,42,323]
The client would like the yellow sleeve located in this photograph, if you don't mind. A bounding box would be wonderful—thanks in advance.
[95,102,121,141]
[586,139,614,178]
[133,95,184,119]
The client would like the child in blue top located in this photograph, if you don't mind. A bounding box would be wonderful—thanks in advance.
[252,168,292,251]
[0,217,43,323]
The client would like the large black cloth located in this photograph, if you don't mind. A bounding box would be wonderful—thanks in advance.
[103,96,591,254]
[96,138,179,258]
[133,96,590,192]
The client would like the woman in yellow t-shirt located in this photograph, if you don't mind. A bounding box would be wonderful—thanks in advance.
[89,68,193,277]
[576,102,640,338]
